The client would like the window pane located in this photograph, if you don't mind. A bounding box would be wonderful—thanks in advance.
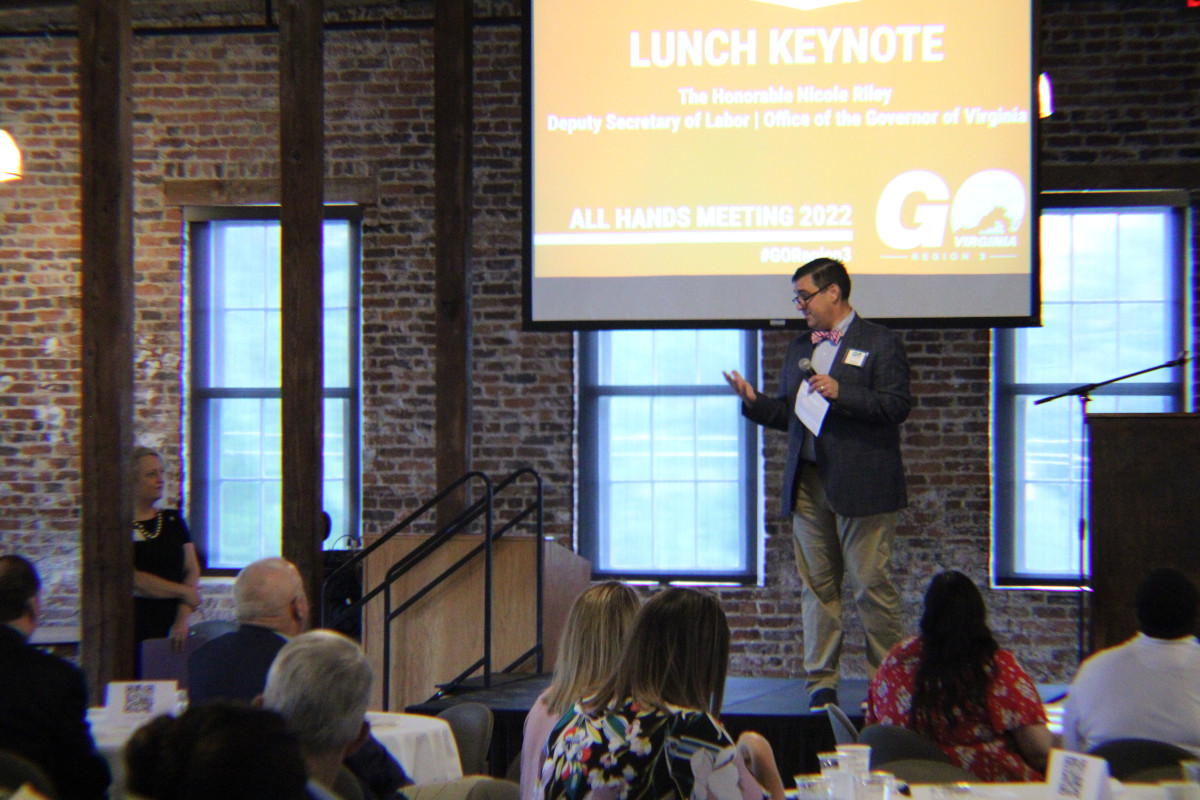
[1117,302,1169,376]
[604,482,653,569]
[1039,214,1071,303]
[696,397,740,481]
[1015,302,1067,384]
[605,397,652,482]
[602,330,653,385]
[697,483,741,569]
[1071,303,1117,381]
[324,310,350,388]
[216,399,264,479]
[654,331,698,385]
[1070,213,1117,302]
[652,397,695,482]
[1117,214,1166,301]
[216,310,270,387]
[652,482,696,569]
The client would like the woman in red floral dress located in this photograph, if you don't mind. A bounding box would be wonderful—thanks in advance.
[866,571,1054,781]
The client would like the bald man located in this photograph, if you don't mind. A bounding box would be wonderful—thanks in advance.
[189,557,309,704]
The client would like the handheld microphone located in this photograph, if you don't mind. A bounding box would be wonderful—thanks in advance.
[798,358,817,379]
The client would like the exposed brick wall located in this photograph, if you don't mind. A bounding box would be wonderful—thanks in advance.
[1,0,1198,685]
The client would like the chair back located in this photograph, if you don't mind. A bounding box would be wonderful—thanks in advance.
[437,702,495,776]
[826,704,859,744]
[138,624,229,687]
[0,749,59,799]
[857,725,954,768]
[882,759,975,785]
[1087,738,1195,781]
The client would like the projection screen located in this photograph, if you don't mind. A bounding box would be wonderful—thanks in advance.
[524,0,1039,330]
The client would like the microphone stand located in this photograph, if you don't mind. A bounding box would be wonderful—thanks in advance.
[1034,352,1191,665]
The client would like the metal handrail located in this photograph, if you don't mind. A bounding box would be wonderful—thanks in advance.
[321,467,544,710]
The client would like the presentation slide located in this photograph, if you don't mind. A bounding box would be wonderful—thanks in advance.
[524,0,1037,329]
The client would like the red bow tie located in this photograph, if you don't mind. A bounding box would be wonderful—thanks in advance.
[811,329,842,345]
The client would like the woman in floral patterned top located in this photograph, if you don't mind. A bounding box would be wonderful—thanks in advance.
[866,571,1054,781]
[538,588,785,800]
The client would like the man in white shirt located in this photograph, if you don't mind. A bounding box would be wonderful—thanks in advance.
[1064,567,1200,756]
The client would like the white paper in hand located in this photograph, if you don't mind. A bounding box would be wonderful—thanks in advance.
[794,377,830,436]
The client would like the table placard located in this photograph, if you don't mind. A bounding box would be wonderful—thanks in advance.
[102,680,178,724]
[1046,749,1111,800]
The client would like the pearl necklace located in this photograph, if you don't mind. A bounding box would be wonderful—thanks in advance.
[135,511,163,541]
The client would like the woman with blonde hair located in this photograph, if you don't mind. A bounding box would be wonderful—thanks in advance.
[539,587,785,800]
[130,446,200,662]
[520,581,640,800]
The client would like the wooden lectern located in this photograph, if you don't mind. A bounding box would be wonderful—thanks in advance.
[1088,413,1200,652]
[361,534,591,711]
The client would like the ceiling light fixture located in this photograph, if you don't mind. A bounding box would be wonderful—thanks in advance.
[0,129,23,182]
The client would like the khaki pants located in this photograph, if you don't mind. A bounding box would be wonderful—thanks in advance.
[791,465,903,693]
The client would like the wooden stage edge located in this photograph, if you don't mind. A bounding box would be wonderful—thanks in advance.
[407,675,1069,781]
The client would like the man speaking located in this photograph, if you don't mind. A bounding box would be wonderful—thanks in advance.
[724,257,911,710]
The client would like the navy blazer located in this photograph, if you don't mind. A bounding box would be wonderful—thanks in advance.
[0,625,111,800]
[744,315,911,518]
[188,623,287,705]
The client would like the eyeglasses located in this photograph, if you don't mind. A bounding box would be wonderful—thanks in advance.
[793,284,831,306]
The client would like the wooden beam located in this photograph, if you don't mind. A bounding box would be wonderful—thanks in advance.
[1041,162,1200,192]
[162,177,377,208]
[434,0,473,522]
[78,0,135,692]
[279,0,324,606]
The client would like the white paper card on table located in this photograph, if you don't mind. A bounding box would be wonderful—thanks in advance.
[794,379,829,436]
[104,680,179,724]
[1046,749,1111,800]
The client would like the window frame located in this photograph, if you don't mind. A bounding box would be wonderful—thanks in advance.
[992,190,1190,587]
[577,329,761,584]
[185,205,362,574]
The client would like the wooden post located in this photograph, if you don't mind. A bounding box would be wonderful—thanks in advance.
[78,0,135,693]
[279,0,325,607]
[434,0,474,522]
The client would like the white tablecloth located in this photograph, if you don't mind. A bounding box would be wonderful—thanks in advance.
[87,707,145,800]
[366,711,464,786]
[88,709,463,793]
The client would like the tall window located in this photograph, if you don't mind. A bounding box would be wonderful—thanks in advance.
[188,208,360,570]
[579,330,759,583]
[993,193,1187,584]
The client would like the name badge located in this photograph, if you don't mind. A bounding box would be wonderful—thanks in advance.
[845,349,868,367]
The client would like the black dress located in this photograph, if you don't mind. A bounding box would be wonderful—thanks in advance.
[133,509,192,646]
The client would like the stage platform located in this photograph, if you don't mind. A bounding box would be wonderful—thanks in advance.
[407,675,1069,781]
[407,674,868,780]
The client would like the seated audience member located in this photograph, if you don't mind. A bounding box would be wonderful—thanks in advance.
[188,557,310,704]
[124,702,308,800]
[262,630,376,800]
[259,631,519,800]
[1063,567,1200,756]
[867,570,1052,781]
[539,587,786,800]
[519,582,640,800]
[189,557,407,799]
[0,554,111,800]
